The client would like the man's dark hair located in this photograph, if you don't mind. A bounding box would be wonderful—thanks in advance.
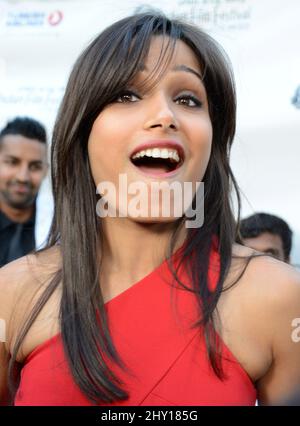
[240,213,293,261]
[0,117,47,145]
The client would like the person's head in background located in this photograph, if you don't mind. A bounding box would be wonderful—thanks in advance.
[0,117,48,220]
[240,212,293,263]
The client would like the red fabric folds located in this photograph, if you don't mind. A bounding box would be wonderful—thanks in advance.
[15,243,256,406]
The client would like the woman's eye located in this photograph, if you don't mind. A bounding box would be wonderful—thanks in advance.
[116,91,140,103]
[175,94,202,108]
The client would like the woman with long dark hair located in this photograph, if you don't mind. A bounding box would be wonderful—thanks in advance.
[0,13,300,406]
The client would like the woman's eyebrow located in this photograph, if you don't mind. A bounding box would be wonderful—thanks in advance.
[138,64,202,80]
[172,65,202,80]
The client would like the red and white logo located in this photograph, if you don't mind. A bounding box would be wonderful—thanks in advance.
[48,10,63,26]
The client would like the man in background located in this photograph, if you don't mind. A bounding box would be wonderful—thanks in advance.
[0,117,49,267]
[240,212,293,263]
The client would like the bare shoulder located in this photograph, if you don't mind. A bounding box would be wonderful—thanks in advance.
[220,242,300,340]
[229,243,300,404]
[0,245,61,299]
[231,243,300,302]
[0,246,62,353]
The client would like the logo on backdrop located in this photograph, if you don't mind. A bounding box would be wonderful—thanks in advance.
[48,10,64,26]
[134,0,252,32]
[292,86,300,109]
[5,9,63,28]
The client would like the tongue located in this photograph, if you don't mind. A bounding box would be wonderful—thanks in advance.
[133,157,174,174]
[138,165,171,174]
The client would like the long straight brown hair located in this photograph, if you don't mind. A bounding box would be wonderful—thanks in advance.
[9,13,242,404]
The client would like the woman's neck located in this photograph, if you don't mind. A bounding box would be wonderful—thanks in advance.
[99,217,186,300]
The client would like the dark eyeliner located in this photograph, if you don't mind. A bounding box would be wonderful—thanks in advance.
[176,93,202,107]
[115,89,140,102]
[186,94,202,107]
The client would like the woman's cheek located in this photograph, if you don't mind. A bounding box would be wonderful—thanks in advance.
[192,119,212,162]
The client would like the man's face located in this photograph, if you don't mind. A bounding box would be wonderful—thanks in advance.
[242,231,287,262]
[0,135,48,209]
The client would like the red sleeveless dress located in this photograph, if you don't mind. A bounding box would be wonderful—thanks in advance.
[14,243,256,406]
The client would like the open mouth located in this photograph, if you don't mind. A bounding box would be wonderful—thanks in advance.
[130,147,184,175]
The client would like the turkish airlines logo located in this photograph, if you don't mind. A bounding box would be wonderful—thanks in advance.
[48,10,63,26]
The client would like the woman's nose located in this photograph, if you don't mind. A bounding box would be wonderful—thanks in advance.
[143,94,179,131]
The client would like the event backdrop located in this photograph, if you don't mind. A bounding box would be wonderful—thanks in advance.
[0,0,299,264]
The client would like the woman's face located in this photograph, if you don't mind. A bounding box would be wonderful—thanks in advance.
[88,36,213,224]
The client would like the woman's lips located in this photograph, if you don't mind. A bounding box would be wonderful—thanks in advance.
[129,140,185,179]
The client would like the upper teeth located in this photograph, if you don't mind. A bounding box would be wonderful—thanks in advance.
[131,148,180,163]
